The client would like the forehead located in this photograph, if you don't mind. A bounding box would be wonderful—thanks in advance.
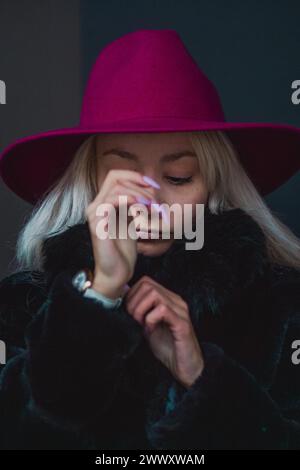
[95,132,193,150]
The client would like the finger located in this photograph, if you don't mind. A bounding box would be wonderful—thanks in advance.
[144,304,189,338]
[126,276,188,316]
[119,179,158,202]
[127,284,166,325]
[93,169,152,207]
[89,184,160,223]
[95,192,157,242]
[127,283,186,325]
[110,182,157,205]
[126,279,187,317]
[144,289,187,322]
[91,183,143,224]
[113,182,162,218]
[89,194,136,238]
[125,275,160,302]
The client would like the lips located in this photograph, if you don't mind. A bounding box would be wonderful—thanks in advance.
[137,230,171,239]
[137,231,162,236]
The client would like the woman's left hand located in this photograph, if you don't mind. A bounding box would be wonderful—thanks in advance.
[125,275,205,389]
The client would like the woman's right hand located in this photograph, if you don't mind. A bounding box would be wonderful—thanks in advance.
[85,169,157,299]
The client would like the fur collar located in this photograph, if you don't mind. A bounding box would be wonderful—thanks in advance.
[42,207,273,324]
[4,205,300,420]
[42,206,291,402]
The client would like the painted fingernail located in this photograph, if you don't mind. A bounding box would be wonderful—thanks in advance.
[142,176,160,189]
[160,206,169,223]
[151,201,164,215]
[152,202,168,222]
[136,196,152,205]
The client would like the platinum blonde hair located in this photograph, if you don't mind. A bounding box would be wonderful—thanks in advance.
[14,131,300,272]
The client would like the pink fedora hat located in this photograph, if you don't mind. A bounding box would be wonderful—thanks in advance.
[1,28,300,204]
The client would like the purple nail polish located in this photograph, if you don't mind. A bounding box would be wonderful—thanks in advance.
[136,196,151,205]
[142,175,160,189]
[160,206,169,223]
[152,203,168,223]
[151,202,162,215]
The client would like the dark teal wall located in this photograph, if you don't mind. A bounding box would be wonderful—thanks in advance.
[80,0,300,235]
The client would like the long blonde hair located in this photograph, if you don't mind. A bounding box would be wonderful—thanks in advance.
[13,131,300,272]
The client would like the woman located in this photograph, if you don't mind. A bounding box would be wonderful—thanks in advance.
[0,29,300,450]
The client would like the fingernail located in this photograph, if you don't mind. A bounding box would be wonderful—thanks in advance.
[136,196,152,205]
[142,176,160,189]
[161,206,169,223]
[151,201,163,215]
[152,202,168,222]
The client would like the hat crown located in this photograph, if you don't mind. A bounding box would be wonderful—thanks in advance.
[2,29,299,204]
[79,29,225,127]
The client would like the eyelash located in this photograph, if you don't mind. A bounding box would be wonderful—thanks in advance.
[166,176,193,185]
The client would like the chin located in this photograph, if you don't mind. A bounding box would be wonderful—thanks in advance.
[136,238,174,256]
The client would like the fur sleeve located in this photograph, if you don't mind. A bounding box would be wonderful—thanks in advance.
[145,273,300,450]
[0,269,145,433]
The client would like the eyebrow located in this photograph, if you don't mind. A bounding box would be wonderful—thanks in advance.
[101,148,197,162]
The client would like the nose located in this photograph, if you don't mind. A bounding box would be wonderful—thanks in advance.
[140,175,160,202]
[139,175,167,226]
[146,194,169,227]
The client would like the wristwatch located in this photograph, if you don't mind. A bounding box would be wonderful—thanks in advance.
[72,268,123,309]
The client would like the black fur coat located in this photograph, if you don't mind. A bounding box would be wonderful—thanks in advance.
[0,207,300,450]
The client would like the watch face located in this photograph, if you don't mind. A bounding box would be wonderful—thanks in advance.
[72,270,88,292]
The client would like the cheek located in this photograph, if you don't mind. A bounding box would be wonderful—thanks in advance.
[189,183,207,203]
[163,185,207,232]
[166,181,207,205]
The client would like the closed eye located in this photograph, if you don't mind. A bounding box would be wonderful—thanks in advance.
[166,176,193,185]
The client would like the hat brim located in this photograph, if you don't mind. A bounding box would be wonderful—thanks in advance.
[0,119,300,204]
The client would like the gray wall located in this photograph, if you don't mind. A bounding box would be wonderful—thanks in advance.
[0,0,300,279]
[0,0,81,278]
[80,0,300,235]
